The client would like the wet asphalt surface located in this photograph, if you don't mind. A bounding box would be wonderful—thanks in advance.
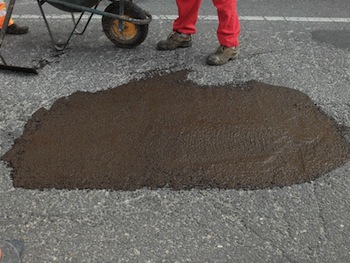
[1,0,350,262]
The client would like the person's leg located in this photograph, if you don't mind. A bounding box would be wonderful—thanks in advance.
[173,0,202,35]
[157,0,202,50]
[0,0,15,29]
[207,0,240,65]
[213,0,240,47]
[0,0,28,34]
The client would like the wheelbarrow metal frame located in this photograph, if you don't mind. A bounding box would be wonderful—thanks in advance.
[37,0,152,51]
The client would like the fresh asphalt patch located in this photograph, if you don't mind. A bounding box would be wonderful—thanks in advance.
[2,70,350,191]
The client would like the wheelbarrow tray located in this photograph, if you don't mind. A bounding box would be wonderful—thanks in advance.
[45,0,151,25]
[47,0,99,12]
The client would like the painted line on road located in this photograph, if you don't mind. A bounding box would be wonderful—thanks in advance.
[12,14,350,23]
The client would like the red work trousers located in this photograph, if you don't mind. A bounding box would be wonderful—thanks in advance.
[173,0,240,47]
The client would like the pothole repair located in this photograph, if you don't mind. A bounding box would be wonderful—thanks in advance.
[2,71,350,190]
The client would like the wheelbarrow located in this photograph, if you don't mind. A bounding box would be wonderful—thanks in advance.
[37,0,152,50]
[0,0,152,74]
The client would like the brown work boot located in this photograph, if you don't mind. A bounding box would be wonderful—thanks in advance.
[157,31,192,50]
[5,23,29,35]
[206,45,239,66]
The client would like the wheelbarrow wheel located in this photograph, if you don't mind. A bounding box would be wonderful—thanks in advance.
[102,1,149,49]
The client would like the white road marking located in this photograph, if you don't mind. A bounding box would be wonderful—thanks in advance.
[12,14,350,23]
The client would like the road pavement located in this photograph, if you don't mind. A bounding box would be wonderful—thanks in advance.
[1,0,350,262]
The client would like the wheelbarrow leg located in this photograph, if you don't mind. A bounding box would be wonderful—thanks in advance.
[72,7,96,35]
[37,0,98,51]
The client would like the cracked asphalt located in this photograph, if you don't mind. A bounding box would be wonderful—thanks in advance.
[1,0,350,262]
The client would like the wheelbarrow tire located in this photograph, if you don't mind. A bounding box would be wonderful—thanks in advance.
[102,1,149,49]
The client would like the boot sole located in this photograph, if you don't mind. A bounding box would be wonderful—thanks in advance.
[206,53,239,66]
[157,41,192,50]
